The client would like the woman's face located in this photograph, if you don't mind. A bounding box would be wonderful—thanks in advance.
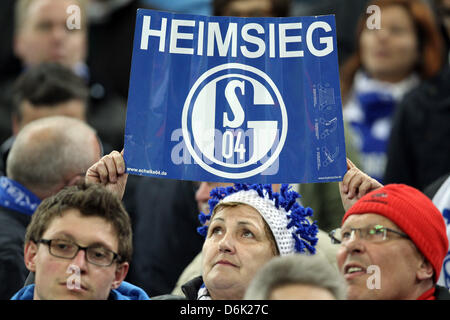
[360,5,419,82]
[202,204,276,300]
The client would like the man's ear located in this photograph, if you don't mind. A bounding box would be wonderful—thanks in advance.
[111,262,129,290]
[24,241,38,273]
[417,257,434,281]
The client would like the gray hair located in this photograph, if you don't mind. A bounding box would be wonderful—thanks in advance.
[6,116,100,195]
[244,253,347,300]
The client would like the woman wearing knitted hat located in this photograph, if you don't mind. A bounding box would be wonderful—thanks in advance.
[182,159,381,300]
[332,170,450,300]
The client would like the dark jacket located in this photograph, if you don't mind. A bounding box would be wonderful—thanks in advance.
[384,66,450,191]
[124,178,203,296]
[0,205,32,299]
[151,276,203,300]
[180,276,204,300]
[424,173,450,200]
[435,285,450,300]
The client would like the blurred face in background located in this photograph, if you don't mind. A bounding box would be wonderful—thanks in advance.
[14,0,87,69]
[195,182,234,214]
[360,5,419,82]
[13,99,87,135]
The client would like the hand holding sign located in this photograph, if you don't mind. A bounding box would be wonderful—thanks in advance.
[85,150,128,200]
[339,158,383,212]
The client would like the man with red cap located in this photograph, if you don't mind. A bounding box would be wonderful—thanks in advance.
[334,161,450,299]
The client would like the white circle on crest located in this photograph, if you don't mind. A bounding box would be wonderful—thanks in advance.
[182,63,288,179]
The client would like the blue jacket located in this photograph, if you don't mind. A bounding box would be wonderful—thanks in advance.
[11,281,150,300]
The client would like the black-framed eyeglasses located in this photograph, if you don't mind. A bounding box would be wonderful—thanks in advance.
[329,224,409,245]
[37,239,120,267]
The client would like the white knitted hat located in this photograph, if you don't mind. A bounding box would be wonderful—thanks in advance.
[197,184,318,255]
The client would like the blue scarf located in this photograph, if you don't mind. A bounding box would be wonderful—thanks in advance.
[352,91,396,153]
[345,71,419,183]
[0,176,41,216]
[349,91,395,183]
[357,91,396,126]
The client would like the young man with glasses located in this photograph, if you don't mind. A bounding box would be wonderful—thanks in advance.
[333,180,450,300]
[11,182,149,300]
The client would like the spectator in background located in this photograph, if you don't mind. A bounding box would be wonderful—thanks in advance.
[0,62,89,176]
[87,0,154,101]
[13,0,88,74]
[341,0,444,184]
[0,0,126,151]
[384,0,450,190]
[291,0,369,65]
[212,0,291,17]
[244,253,346,300]
[0,116,102,299]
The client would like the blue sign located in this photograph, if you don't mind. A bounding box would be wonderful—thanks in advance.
[124,9,347,183]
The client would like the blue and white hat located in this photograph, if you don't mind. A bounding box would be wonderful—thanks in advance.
[197,184,318,255]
